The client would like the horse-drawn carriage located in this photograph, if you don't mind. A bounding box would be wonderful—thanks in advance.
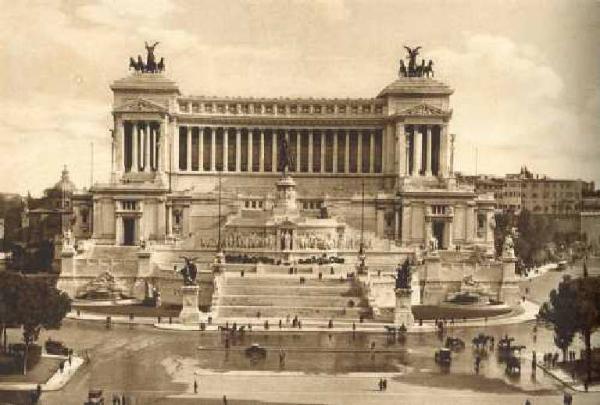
[435,348,452,367]
[444,337,465,352]
[505,355,522,376]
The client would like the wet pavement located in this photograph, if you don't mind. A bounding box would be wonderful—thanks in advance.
[0,259,598,405]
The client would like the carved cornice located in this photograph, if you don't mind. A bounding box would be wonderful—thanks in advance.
[113,97,169,114]
[174,115,385,128]
[396,103,452,119]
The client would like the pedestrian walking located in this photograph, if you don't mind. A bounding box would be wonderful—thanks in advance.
[223,395,228,405]
[563,391,573,405]
[525,399,532,405]
[113,394,120,405]
[382,378,387,391]
[194,378,198,394]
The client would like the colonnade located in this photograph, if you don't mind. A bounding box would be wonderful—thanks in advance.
[175,126,383,174]
[123,121,162,173]
[398,123,448,178]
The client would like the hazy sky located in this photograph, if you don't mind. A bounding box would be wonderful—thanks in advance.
[1,0,598,195]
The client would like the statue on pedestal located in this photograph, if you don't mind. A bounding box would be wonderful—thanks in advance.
[502,233,515,259]
[394,258,412,290]
[278,138,294,176]
[178,256,198,286]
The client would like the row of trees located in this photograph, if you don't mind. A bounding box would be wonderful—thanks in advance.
[0,273,71,374]
[494,209,585,267]
[539,273,600,383]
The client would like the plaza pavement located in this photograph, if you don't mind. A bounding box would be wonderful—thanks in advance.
[66,300,539,333]
[0,354,84,392]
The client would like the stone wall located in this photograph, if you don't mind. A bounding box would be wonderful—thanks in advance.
[581,212,600,251]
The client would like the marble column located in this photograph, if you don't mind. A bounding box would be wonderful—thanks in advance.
[439,125,448,177]
[320,130,326,173]
[115,215,123,246]
[344,130,350,174]
[247,128,253,172]
[210,127,216,171]
[446,220,454,250]
[425,125,432,176]
[166,205,173,238]
[332,131,338,173]
[413,127,422,176]
[235,127,241,172]
[296,131,301,172]
[394,209,400,240]
[198,127,203,171]
[160,117,167,173]
[396,123,406,177]
[118,119,125,173]
[271,129,277,173]
[186,125,192,171]
[132,122,138,172]
[259,129,265,172]
[223,128,229,172]
[357,130,363,173]
[308,130,313,172]
[172,122,179,173]
[450,133,456,176]
[369,130,375,173]
[150,126,157,172]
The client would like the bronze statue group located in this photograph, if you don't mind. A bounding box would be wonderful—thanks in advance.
[129,41,165,73]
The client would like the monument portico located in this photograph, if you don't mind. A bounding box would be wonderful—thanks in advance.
[57,44,518,317]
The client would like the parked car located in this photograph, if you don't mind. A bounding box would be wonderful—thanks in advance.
[435,348,452,366]
[45,339,70,356]
[84,389,104,405]
[245,343,267,359]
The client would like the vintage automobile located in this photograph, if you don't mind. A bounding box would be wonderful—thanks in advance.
[45,339,70,356]
[444,337,466,352]
[84,389,104,405]
[434,348,452,366]
[245,343,267,359]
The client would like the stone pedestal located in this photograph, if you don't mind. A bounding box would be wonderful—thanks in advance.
[498,256,520,307]
[137,250,151,277]
[273,176,299,217]
[178,285,203,325]
[394,288,414,328]
[212,251,225,273]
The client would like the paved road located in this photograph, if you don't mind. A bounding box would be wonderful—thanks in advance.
[0,259,598,405]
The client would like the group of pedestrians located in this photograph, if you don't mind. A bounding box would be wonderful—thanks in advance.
[542,352,560,368]
[112,393,130,405]
[377,378,388,391]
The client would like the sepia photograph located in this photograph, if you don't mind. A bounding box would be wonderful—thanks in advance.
[0,1,599,404]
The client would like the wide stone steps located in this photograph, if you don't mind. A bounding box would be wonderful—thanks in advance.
[216,305,365,319]
[222,277,351,287]
[215,275,370,321]
[221,285,353,296]
[219,294,361,307]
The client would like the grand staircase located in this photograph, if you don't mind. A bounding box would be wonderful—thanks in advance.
[214,275,371,322]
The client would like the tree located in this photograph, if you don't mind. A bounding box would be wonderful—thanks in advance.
[0,273,21,352]
[14,276,71,375]
[572,277,600,383]
[539,275,600,383]
[538,275,578,361]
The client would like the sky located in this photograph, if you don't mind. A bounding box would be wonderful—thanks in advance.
[0,0,598,196]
